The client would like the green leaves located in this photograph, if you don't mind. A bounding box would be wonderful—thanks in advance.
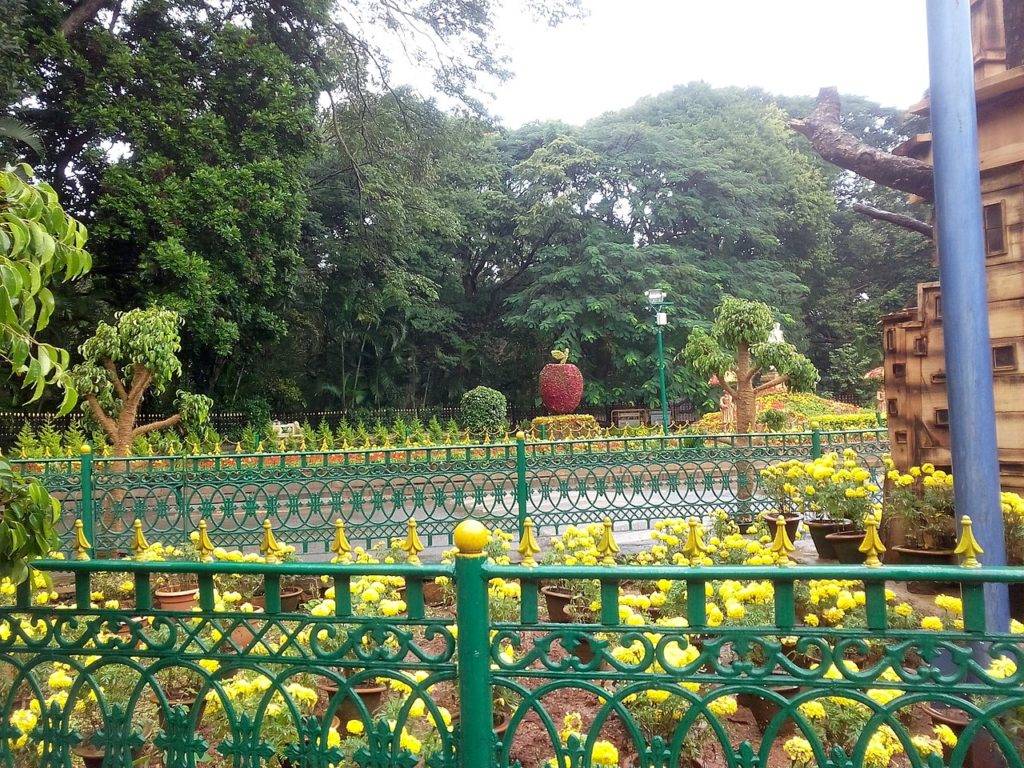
[0,456,60,582]
[0,165,91,413]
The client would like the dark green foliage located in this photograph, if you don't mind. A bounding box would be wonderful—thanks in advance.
[459,387,508,436]
[3,0,930,416]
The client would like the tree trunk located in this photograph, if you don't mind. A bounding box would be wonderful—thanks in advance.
[733,343,757,433]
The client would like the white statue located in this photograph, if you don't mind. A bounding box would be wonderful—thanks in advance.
[719,392,736,429]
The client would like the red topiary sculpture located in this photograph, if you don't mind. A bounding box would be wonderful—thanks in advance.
[539,349,584,414]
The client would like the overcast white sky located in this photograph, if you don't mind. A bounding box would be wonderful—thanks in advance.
[395,1,931,127]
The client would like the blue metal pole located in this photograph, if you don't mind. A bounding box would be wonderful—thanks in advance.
[925,0,1009,631]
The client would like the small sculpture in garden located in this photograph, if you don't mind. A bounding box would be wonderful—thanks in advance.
[719,392,736,429]
[539,348,584,414]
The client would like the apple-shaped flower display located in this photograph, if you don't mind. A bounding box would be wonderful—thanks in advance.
[539,349,584,414]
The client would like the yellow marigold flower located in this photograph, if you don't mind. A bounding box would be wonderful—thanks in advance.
[707,696,737,717]
[346,719,364,735]
[933,723,957,748]
[920,616,944,631]
[798,700,826,720]
[988,656,1017,679]
[894,602,914,618]
[646,689,670,703]
[911,735,943,758]
[590,740,618,768]
[782,736,813,764]
[803,613,819,627]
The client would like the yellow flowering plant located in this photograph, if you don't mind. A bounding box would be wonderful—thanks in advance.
[762,450,879,529]
[203,670,321,764]
[1002,491,1024,563]
[885,463,956,550]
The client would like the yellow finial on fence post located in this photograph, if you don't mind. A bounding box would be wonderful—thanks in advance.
[682,516,709,563]
[195,520,215,562]
[330,519,352,562]
[400,519,425,564]
[518,517,541,567]
[858,513,886,568]
[770,515,795,564]
[131,519,150,557]
[596,518,620,565]
[954,515,984,568]
[260,519,285,562]
[73,519,91,561]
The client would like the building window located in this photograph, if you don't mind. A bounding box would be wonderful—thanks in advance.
[934,408,949,426]
[934,295,942,319]
[913,336,928,355]
[887,399,899,416]
[984,202,1006,256]
[931,371,947,384]
[891,363,906,379]
[895,431,908,445]
[993,344,1018,371]
[885,329,896,352]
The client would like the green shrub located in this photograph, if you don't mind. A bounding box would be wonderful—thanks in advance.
[460,386,508,436]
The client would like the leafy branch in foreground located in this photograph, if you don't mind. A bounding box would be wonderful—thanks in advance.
[0,164,91,413]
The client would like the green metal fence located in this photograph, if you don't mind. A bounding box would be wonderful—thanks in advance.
[13,428,889,555]
[0,523,1020,768]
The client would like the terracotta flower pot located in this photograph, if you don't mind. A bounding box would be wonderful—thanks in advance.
[279,586,305,612]
[73,742,144,768]
[422,580,446,606]
[761,512,802,543]
[222,607,265,651]
[824,530,866,564]
[923,704,972,768]
[893,546,957,593]
[319,679,388,724]
[737,686,800,736]
[805,519,851,559]
[154,587,199,611]
[541,586,574,623]
[158,692,205,731]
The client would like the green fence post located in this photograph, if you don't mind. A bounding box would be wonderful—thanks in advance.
[79,445,94,557]
[454,521,495,768]
[516,431,528,537]
[810,424,822,459]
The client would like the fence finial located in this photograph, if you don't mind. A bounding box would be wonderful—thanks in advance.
[518,517,541,566]
[597,518,620,565]
[73,519,91,561]
[954,515,984,568]
[400,518,425,564]
[454,520,489,556]
[330,519,352,561]
[260,519,285,562]
[682,516,709,563]
[131,519,150,556]
[195,520,215,562]
[770,515,795,564]
[858,513,886,567]
[80,444,91,456]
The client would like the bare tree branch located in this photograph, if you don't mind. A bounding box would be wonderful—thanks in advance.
[852,203,934,238]
[789,87,935,201]
[59,0,110,36]
[132,413,182,438]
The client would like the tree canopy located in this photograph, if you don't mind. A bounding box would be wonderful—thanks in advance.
[2,3,934,416]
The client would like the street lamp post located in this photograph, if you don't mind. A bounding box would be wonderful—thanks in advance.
[645,289,672,435]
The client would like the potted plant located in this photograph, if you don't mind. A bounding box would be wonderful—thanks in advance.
[887,464,957,589]
[203,670,320,764]
[68,664,157,768]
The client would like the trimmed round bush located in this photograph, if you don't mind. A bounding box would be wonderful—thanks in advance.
[460,386,508,436]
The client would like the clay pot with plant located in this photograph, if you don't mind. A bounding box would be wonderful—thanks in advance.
[887,466,958,588]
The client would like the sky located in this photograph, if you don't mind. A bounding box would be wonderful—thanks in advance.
[395,0,931,127]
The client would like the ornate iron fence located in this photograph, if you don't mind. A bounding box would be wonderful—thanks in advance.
[0,518,1020,768]
[12,428,889,554]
